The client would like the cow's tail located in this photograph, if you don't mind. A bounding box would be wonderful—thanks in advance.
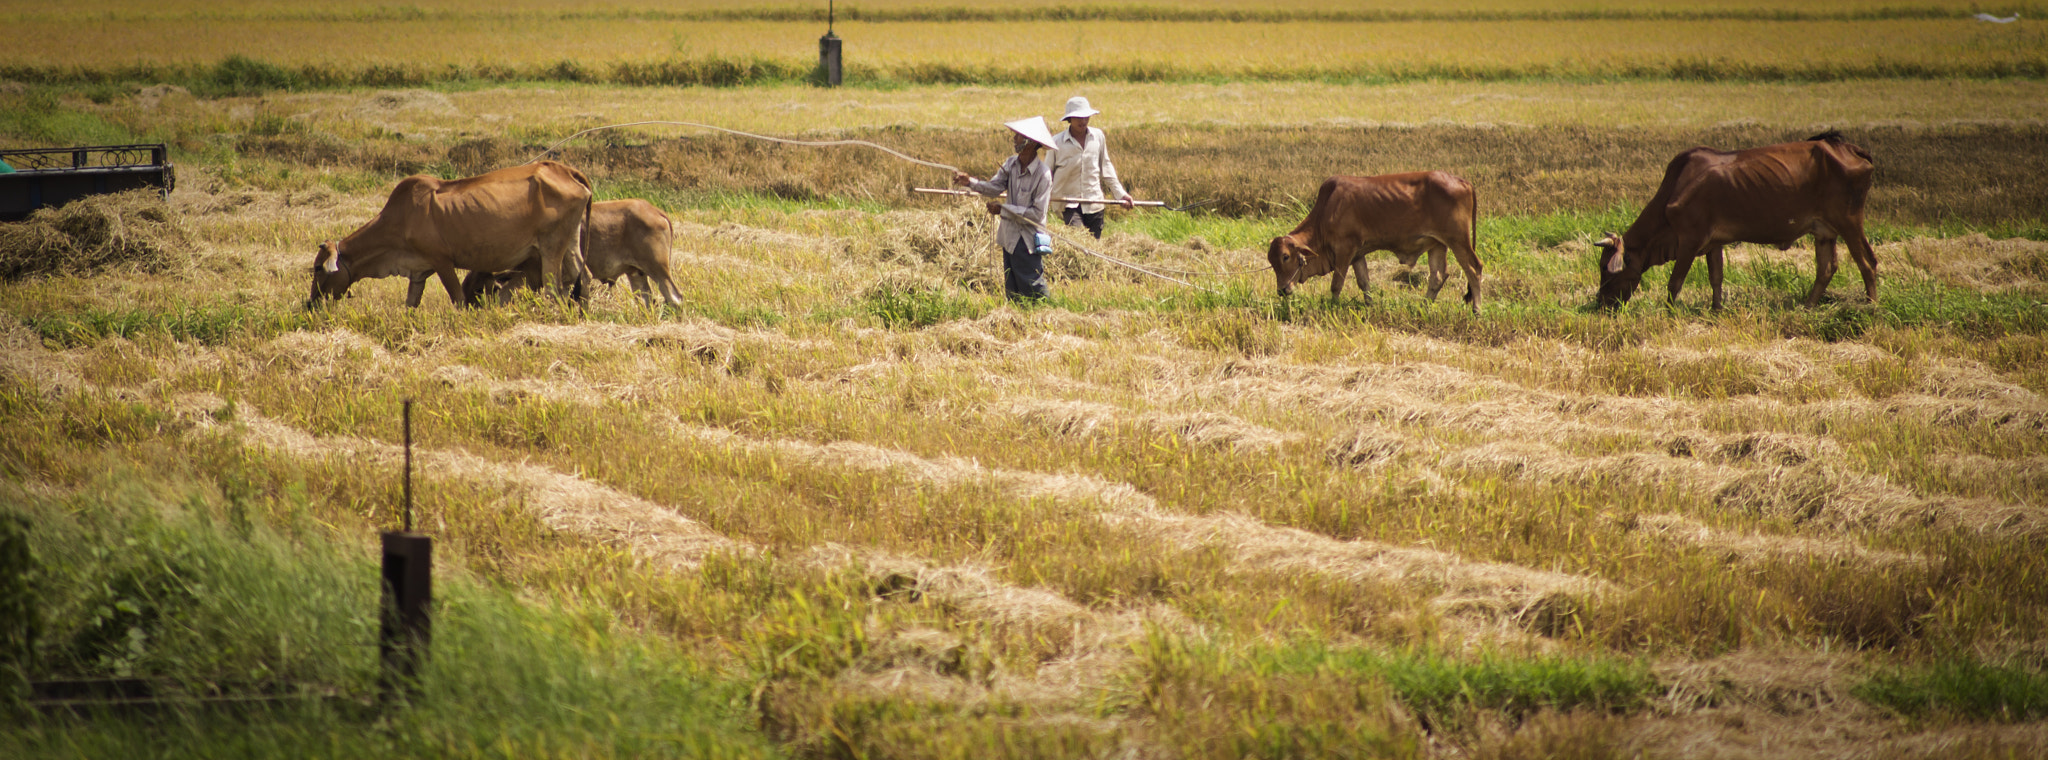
[569,166,595,301]
[1467,181,1479,258]
[661,210,684,307]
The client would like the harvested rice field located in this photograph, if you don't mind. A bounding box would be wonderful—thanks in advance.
[3,20,2047,760]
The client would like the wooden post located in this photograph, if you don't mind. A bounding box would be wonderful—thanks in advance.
[380,399,431,702]
[818,1,842,86]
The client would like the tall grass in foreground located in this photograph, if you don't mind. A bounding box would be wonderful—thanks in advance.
[0,466,773,758]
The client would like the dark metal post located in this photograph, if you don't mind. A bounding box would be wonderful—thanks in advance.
[818,1,842,87]
[380,399,430,702]
[378,532,431,700]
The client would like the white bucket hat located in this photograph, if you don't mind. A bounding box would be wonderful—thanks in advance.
[1003,116,1058,150]
[1061,96,1101,121]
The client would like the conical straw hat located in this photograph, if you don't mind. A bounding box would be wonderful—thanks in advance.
[1003,116,1058,150]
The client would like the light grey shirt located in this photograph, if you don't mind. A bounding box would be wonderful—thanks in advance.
[967,154,1052,253]
[1049,126,1129,214]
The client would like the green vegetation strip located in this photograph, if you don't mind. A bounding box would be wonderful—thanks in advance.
[1131,634,1656,729]
[1855,660,2048,722]
[3,6,2028,23]
[5,55,2044,94]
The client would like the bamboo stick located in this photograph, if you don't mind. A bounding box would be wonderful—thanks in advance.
[912,187,1165,207]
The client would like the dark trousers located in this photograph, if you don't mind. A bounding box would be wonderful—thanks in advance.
[1061,206,1105,239]
[1004,238,1048,301]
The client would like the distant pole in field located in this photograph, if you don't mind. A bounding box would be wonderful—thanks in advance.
[380,399,432,703]
[402,399,413,532]
[819,0,843,87]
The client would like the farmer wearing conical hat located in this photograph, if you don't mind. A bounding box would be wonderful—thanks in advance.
[954,116,1057,301]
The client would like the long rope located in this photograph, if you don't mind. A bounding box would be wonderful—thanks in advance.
[535,121,1266,289]
[1004,210,1223,294]
[1116,259,1275,278]
[534,120,961,173]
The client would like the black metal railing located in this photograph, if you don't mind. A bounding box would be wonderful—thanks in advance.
[0,143,176,221]
[0,144,169,173]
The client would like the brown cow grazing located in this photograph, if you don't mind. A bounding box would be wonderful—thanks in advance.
[307,160,591,308]
[462,199,684,308]
[1267,172,1482,313]
[1596,130,1876,310]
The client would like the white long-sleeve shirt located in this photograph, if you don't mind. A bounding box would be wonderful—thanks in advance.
[966,154,1052,253]
[1049,126,1129,214]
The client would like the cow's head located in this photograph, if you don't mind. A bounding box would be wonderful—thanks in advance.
[1267,234,1327,297]
[306,241,354,308]
[1592,232,1642,308]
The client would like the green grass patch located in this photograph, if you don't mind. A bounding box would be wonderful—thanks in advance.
[23,304,301,348]
[861,281,988,328]
[1318,646,1654,726]
[1855,659,2048,723]
[0,88,141,148]
[1128,634,1656,735]
[7,51,2048,98]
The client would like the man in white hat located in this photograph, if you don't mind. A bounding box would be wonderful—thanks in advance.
[953,116,1057,301]
[1048,96,1134,239]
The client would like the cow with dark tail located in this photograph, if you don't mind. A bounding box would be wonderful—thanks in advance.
[1594,130,1877,310]
[1267,172,1482,313]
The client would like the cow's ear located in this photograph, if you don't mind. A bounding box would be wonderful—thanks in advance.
[1596,234,1625,273]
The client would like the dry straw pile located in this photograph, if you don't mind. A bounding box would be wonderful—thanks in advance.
[0,190,189,281]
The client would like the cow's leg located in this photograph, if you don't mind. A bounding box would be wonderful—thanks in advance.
[538,244,563,300]
[643,259,687,308]
[1450,242,1483,313]
[1352,255,1373,304]
[460,270,499,308]
[1424,245,1449,301]
[1328,254,1351,303]
[537,237,574,302]
[405,273,432,308]
[433,263,465,307]
[1805,235,1841,307]
[1841,225,1880,303]
[626,271,658,306]
[502,259,545,306]
[1705,244,1727,311]
[1666,255,1697,306]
